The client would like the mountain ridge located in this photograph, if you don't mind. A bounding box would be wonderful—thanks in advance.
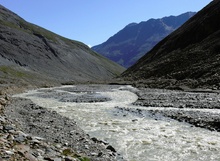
[92,12,196,68]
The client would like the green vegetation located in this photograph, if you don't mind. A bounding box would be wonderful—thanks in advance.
[20,20,57,41]
[0,66,28,78]
[0,14,85,46]
[62,148,90,161]
[0,19,20,31]
[79,157,90,161]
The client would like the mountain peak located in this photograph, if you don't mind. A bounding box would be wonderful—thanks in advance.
[125,22,138,28]
[92,12,195,68]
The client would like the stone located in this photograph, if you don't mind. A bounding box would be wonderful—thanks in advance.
[3,125,14,131]
[15,144,30,153]
[6,134,14,141]
[31,139,41,144]
[91,152,98,156]
[98,152,103,157]
[0,98,7,106]
[54,158,62,161]
[5,150,14,155]
[55,144,62,149]
[24,153,38,161]
[85,145,89,149]
[14,135,26,143]
[106,145,116,153]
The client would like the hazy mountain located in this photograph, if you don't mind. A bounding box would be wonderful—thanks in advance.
[121,0,220,89]
[0,5,125,86]
[92,12,195,68]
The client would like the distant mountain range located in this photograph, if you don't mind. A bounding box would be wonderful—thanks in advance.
[0,5,125,86]
[121,0,220,89]
[92,12,196,68]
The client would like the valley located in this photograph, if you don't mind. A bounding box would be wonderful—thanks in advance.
[1,0,220,160]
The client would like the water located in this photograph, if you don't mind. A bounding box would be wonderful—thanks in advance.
[14,85,220,161]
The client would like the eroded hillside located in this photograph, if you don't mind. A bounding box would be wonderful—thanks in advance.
[0,5,125,88]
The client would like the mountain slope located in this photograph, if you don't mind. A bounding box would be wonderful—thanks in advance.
[0,5,125,86]
[92,12,195,68]
[121,0,220,89]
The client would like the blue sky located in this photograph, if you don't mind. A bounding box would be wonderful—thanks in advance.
[0,0,212,47]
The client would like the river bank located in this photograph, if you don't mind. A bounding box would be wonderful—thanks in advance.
[0,85,119,161]
[133,88,220,132]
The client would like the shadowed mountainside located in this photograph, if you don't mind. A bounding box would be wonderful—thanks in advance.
[92,12,195,68]
[0,5,125,87]
[121,0,220,89]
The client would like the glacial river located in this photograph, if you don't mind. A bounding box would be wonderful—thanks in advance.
[14,85,220,161]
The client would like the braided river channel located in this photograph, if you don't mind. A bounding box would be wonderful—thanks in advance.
[14,85,220,161]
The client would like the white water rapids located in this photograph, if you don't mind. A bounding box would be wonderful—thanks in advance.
[14,85,220,161]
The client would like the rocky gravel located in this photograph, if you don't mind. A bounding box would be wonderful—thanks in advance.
[1,113,90,161]
[30,87,112,103]
[133,88,220,132]
[149,109,220,131]
[1,95,118,161]
[134,88,220,109]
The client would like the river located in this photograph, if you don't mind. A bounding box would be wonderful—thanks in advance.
[14,85,220,161]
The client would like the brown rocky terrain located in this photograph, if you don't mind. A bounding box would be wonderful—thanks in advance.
[121,0,220,89]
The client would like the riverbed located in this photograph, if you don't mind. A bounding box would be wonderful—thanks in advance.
[14,85,220,161]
